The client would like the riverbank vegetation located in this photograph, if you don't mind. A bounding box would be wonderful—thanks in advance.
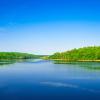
[48,46,100,62]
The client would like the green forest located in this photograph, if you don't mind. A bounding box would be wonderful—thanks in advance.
[0,52,38,59]
[48,46,100,61]
[1,46,100,61]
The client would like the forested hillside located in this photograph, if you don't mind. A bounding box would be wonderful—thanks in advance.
[0,52,38,59]
[48,46,100,61]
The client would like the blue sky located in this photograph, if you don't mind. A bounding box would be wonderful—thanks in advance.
[0,0,100,55]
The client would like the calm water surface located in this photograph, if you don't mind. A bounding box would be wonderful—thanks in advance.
[0,59,100,100]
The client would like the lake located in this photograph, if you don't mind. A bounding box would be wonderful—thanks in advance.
[0,59,100,100]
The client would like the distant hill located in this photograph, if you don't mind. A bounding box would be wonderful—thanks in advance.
[48,46,100,61]
[0,52,39,59]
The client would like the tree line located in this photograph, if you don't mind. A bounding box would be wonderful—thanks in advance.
[48,46,100,61]
[0,52,38,59]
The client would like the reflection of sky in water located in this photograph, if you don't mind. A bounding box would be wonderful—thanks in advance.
[40,81,100,93]
[0,60,100,80]
[0,60,100,100]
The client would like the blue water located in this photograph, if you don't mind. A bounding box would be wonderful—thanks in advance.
[0,59,100,100]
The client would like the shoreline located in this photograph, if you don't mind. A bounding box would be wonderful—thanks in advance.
[47,59,100,62]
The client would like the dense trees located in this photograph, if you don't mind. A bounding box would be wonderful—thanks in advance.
[0,52,38,59]
[48,46,100,61]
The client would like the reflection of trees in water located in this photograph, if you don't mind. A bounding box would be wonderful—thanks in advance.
[0,59,25,66]
[53,60,100,71]
[0,61,15,66]
[0,59,36,66]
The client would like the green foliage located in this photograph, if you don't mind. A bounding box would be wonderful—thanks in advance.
[48,46,100,61]
[0,52,38,59]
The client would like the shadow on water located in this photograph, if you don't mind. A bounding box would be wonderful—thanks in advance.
[53,60,100,71]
